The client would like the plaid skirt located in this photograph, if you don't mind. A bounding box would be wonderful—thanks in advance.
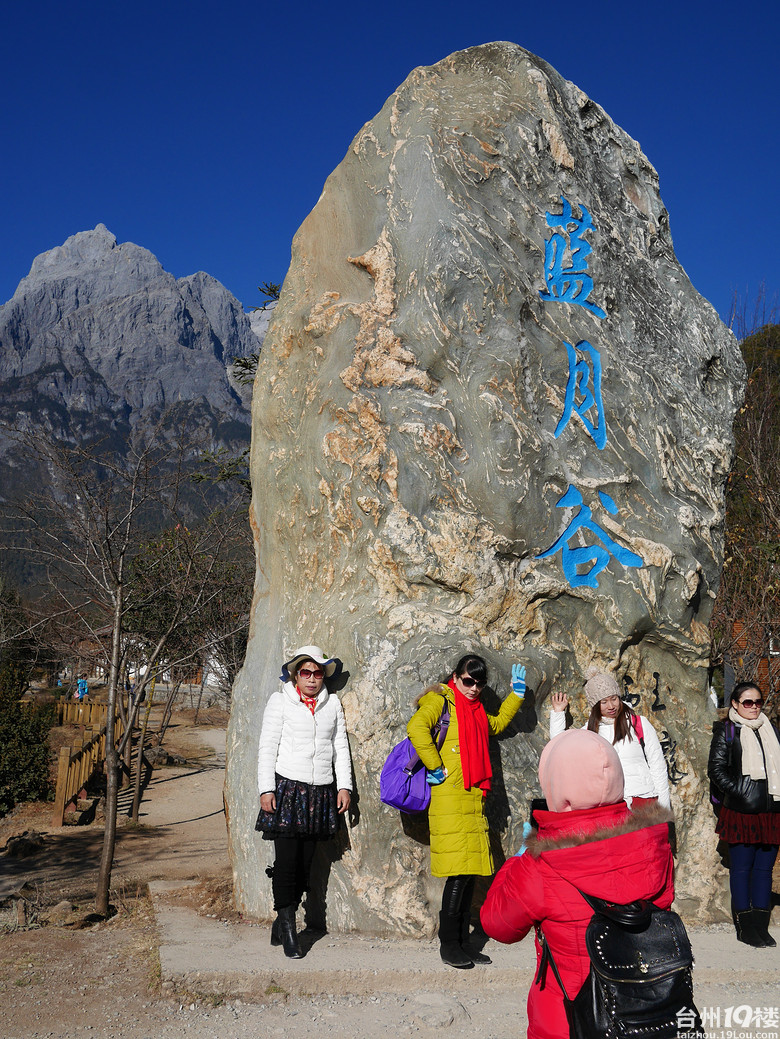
[716,806,780,845]
[255,774,339,840]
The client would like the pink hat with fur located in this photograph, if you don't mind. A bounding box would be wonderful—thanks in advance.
[539,729,624,812]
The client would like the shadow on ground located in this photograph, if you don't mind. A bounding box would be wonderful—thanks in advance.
[1,752,228,901]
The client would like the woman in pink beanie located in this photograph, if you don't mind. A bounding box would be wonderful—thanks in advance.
[480,729,674,1039]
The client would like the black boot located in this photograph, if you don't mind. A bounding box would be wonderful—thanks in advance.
[459,911,492,965]
[268,863,281,946]
[278,905,303,958]
[734,908,764,947]
[439,910,473,969]
[270,916,281,946]
[752,908,777,947]
[303,897,327,935]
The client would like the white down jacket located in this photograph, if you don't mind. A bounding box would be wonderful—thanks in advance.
[549,710,671,809]
[257,681,352,794]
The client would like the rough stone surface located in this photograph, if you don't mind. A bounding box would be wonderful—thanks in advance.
[39,899,77,926]
[225,42,746,930]
[2,830,46,859]
[144,746,187,768]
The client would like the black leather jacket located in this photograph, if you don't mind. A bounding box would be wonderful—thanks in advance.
[707,718,780,815]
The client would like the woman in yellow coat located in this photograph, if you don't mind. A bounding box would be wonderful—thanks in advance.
[407,653,525,969]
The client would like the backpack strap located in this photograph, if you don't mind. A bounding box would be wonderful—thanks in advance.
[533,925,571,1001]
[578,889,654,927]
[404,692,451,773]
[630,712,648,763]
[435,690,451,747]
[425,693,451,770]
[724,718,736,770]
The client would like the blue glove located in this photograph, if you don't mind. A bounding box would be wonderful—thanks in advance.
[511,663,526,701]
[514,821,534,856]
[426,766,447,785]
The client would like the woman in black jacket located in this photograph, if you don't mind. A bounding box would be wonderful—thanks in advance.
[708,682,780,947]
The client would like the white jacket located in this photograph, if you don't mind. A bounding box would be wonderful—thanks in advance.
[257,681,353,794]
[549,710,671,809]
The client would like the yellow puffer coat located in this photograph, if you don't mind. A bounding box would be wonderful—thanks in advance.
[407,684,522,877]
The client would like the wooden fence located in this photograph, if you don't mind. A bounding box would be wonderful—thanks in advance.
[52,713,124,826]
[57,700,111,727]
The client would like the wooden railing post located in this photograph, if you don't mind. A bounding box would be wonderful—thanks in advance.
[52,715,113,826]
[52,747,72,826]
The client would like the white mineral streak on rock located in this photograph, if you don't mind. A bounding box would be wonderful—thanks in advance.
[226,42,746,931]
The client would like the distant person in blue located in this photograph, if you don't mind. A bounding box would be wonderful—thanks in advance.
[77,674,88,702]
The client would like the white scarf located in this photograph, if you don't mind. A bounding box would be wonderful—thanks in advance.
[728,707,780,801]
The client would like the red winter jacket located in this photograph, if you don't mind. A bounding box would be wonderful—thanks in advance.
[480,801,675,1039]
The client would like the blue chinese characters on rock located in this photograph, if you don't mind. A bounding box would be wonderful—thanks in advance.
[536,487,643,589]
[553,339,606,449]
[535,196,644,590]
[538,196,606,318]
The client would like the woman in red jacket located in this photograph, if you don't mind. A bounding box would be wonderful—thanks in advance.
[480,729,674,1039]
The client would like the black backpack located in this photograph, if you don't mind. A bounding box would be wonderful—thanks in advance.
[535,891,704,1038]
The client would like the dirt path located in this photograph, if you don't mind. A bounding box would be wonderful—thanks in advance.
[0,721,230,903]
[2,719,779,1039]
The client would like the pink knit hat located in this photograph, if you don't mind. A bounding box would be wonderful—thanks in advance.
[539,729,625,812]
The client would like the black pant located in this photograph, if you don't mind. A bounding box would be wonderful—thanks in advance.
[442,874,476,917]
[272,836,318,911]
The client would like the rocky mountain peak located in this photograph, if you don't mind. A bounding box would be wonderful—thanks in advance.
[18,225,171,323]
[27,223,119,278]
[0,226,259,415]
[0,228,262,541]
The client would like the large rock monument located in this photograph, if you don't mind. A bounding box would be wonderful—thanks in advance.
[225,42,745,930]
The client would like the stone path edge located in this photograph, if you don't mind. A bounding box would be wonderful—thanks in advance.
[149,881,779,1002]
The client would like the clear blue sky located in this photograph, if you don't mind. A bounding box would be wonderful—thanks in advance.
[1,0,777,328]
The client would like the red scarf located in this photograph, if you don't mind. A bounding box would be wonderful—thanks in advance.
[448,678,492,793]
[297,687,317,716]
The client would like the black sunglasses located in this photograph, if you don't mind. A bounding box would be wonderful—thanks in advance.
[459,675,484,689]
[738,698,763,709]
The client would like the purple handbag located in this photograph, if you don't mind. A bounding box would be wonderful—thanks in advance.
[380,698,450,813]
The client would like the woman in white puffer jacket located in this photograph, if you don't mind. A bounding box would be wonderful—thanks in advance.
[549,670,670,811]
[255,645,352,959]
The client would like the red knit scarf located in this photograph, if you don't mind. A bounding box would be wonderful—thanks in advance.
[448,678,492,793]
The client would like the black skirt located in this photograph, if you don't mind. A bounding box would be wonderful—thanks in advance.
[255,774,339,840]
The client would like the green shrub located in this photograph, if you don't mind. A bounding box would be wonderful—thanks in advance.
[0,663,54,816]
